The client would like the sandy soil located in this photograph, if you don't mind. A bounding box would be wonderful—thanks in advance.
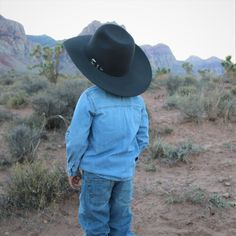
[0,88,236,236]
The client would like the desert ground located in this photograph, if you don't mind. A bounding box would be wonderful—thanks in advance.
[0,80,236,236]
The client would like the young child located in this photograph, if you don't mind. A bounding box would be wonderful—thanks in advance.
[64,24,152,236]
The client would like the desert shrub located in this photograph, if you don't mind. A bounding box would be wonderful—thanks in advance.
[20,113,45,130]
[203,89,236,122]
[0,91,15,105]
[149,139,202,164]
[217,91,236,121]
[31,78,89,129]
[6,124,40,163]
[15,76,49,95]
[0,194,13,218]
[184,187,206,204]
[223,142,236,152]
[183,76,198,87]
[6,92,28,109]
[176,93,205,122]
[203,89,222,121]
[1,161,71,214]
[230,86,236,96]
[0,76,15,86]
[164,94,180,109]
[209,193,230,208]
[157,126,173,135]
[227,97,236,122]
[177,85,197,96]
[148,79,162,91]
[53,79,89,114]
[31,93,68,129]
[166,76,183,95]
[0,108,13,124]
[149,139,166,160]
[166,187,206,205]
[199,78,217,92]
[166,187,229,209]
[32,92,67,117]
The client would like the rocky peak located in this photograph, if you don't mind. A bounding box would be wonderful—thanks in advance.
[79,20,126,35]
[186,55,203,63]
[141,43,176,69]
[0,15,28,56]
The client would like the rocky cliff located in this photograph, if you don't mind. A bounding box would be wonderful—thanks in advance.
[0,15,31,72]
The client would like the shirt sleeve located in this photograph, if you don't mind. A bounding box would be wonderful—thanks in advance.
[65,91,94,176]
[136,103,149,154]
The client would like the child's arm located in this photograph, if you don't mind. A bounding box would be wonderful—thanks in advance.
[136,104,149,157]
[65,92,94,177]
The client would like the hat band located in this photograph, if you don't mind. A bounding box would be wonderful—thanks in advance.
[90,58,104,72]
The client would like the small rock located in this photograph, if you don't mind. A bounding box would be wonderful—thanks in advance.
[224,182,231,186]
[218,177,224,183]
[4,232,9,235]
[43,220,48,224]
[222,192,230,198]
[186,221,193,225]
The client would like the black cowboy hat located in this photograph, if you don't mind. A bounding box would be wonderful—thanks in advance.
[63,24,152,97]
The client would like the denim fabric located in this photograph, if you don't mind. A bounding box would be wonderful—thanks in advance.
[65,86,149,179]
[79,171,135,236]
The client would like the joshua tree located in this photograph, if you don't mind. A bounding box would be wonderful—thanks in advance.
[182,62,193,75]
[31,43,64,83]
[221,55,236,79]
[155,67,170,78]
[198,69,210,79]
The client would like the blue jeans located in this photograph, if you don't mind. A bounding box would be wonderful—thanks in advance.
[78,171,135,236]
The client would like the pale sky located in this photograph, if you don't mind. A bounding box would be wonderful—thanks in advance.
[1,0,235,61]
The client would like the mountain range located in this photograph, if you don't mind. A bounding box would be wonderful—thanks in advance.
[0,15,224,76]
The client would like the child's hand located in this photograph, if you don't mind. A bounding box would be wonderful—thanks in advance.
[68,175,81,189]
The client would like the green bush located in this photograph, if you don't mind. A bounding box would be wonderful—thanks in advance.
[177,85,197,96]
[227,97,236,122]
[149,139,202,164]
[6,124,40,163]
[15,76,49,95]
[165,93,205,122]
[1,161,71,214]
[54,79,89,111]
[203,89,236,122]
[157,126,173,135]
[176,94,205,122]
[31,78,89,129]
[165,94,180,109]
[0,91,15,105]
[183,76,198,87]
[209,193,230,208]
[6,92,28,109]
[166,187,229,208]
[0,108,13,124]
[0,76,15,86]
[231,86,236,96]
[166,76,183,95]
[20,113,45,130]
[32,92,67,117]
[166,187,206,205]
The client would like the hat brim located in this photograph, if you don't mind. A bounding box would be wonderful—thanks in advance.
[63,35,152,97]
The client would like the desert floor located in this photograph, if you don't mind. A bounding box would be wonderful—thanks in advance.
[0,88,236,236]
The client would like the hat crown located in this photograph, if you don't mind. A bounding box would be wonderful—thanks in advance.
[86,24,135,77]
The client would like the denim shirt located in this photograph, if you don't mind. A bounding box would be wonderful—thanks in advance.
[65,86,149,180]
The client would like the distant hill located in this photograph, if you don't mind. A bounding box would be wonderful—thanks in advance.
[0,15,224,76]
[27,34,57,47]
